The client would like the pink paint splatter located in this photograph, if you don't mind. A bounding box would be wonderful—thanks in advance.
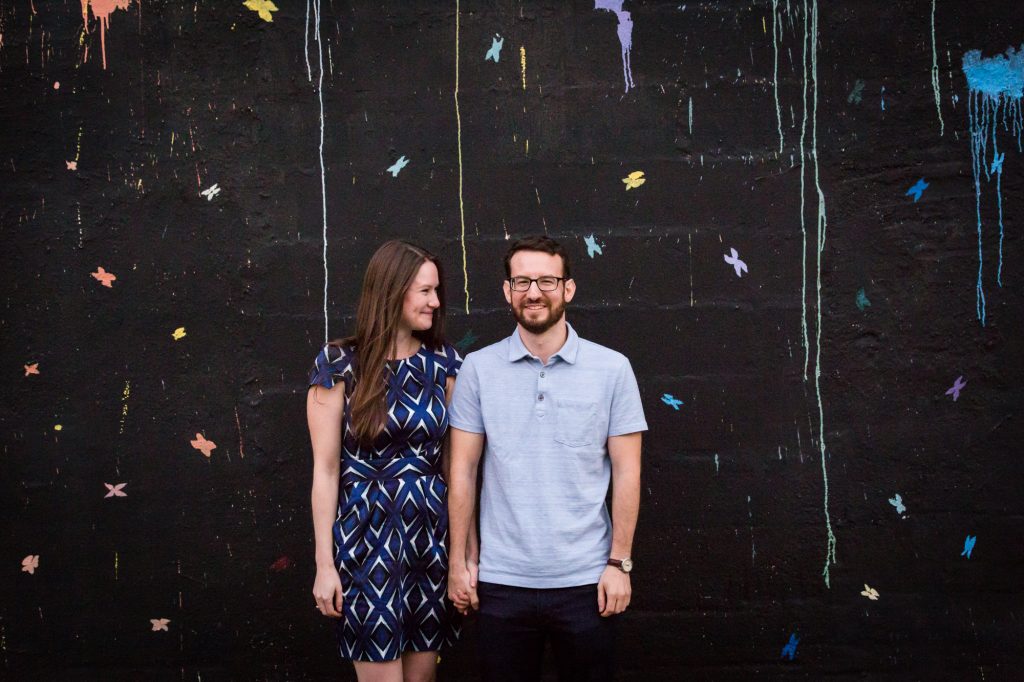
[81,1,133,70]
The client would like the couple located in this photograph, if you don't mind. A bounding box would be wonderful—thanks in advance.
[307,236,647,681]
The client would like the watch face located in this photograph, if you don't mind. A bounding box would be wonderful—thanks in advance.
[621,558,634,572]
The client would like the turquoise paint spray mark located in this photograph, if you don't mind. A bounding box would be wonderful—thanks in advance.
[855,287,871,311]
[584,234,604,258]
[688,97,693,135]
[963,45,1023,324]
[881,85,886,111]
[930,1,944,135]
[485,34,504,62]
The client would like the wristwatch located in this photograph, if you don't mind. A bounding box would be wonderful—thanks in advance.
[607,557,634,574]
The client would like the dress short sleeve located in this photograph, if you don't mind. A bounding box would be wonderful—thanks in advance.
[434,342,463,379]
[307,343,355,390]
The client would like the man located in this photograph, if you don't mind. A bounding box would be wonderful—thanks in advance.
[447,235,647,681]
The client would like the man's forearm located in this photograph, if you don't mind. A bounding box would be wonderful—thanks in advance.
[448,470,477,566]
[609,467,640,557]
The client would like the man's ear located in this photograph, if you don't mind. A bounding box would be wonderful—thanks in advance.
[564,278,576,303]
[503,279,513,304]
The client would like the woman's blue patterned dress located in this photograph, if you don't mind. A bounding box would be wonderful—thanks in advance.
[308,341,462,662]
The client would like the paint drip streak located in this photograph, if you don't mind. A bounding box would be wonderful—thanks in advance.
[455,0,470,313]
[313,0,329,343]
[772,0,783,153]
[930,1,944,136]
[798,0,809,380]
[809,0,837,588]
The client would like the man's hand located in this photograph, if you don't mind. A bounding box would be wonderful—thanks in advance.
[597,565,631,617]
[448,560,480,615]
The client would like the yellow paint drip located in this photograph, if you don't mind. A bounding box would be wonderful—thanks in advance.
[520,46,526,90]
[172,326,186,340]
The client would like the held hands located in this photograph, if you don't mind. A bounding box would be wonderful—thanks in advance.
[597,565,631,617]
[447,559,479,615]
[313,564,344,618]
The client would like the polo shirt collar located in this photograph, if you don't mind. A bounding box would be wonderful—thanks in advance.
[507,323,580,364]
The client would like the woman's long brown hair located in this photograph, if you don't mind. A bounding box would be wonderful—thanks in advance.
[332,240,447,448]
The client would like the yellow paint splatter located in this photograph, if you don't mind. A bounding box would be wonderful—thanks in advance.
[119,380,131,435]
[520,46,526,90]
[243,0,277,22]
[172,327,186,340]
[762,16,766,34]
[54,424,62,431]
[622,170,646,190]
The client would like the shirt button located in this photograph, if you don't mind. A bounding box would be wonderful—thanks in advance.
[540,372,546,378]
[538,394,544,401]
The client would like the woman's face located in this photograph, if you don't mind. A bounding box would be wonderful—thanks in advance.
[400,260,441,332]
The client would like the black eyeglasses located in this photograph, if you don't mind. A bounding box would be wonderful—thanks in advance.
[507,276,567,292]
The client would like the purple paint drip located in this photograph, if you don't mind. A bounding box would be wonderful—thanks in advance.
[595,1,635,92]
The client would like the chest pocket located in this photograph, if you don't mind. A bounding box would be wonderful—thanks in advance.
[554,399,597,448]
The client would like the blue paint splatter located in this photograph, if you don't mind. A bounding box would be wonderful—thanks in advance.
[661,394,683,410]
[584,234,604,258]
[881,85,886,111]
[855,288,871,311]
[906,178,929,202]
[888,493,907,515]
[963,45,1024,324]
[780,633,799,661]
[485,34,504,62]
[594,1,635,92]
[386,155,409,177]
[961,534,977,559]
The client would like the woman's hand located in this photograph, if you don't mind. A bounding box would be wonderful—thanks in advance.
[313,564,344,618]
[448,559,479,615]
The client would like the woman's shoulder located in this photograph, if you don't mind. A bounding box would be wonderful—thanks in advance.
[427,341,463,378]
[308,341,356,389]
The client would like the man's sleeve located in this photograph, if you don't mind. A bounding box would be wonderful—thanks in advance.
[448,353,485,433]
[608,357,648,436]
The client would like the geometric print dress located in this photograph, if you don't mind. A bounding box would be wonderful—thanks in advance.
[308,341,463,661]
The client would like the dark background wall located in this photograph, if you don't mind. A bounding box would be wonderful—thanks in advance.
[2,1,1022,679]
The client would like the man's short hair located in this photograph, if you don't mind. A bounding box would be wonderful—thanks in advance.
[503,235,572,279]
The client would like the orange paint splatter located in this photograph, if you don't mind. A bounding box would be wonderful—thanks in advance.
[53,81,60,89]
[150,618,170,631]
[190,433,217,457]
[91,266,116,287]
[22,555,40,574]
[24,363,40,376]
[66,160,77,171]
[82,1,133,70]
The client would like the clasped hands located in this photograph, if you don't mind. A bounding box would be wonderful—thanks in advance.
[447,560,479,615]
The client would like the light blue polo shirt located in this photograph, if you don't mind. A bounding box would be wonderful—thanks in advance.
[449,324,648,589]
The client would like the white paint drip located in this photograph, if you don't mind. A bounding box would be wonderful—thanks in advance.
[772,0,784,153]
[809,0,837,588]
[930,0,944,135]
[454,0,470,313]
[313,0,329,343]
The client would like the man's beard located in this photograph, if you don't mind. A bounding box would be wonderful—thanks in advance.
[512,298,566,334]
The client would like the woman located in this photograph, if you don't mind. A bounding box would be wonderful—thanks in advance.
[307,240,475,681]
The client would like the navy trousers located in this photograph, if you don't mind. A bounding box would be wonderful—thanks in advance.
[476,581,617,681]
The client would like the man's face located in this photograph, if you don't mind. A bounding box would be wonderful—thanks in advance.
[503,250,576,334]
